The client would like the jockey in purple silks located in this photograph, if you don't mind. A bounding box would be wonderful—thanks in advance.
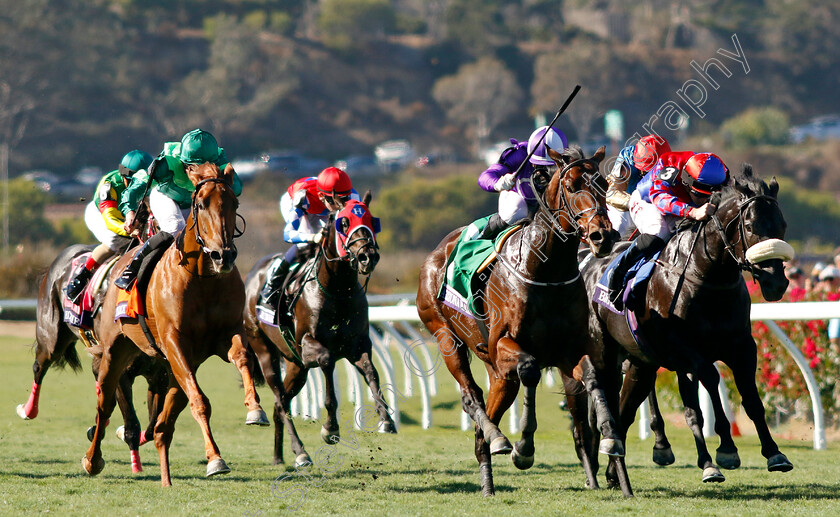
[477,125,569,241]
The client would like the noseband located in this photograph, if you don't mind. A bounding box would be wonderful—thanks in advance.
[709,194,779,277]
[188,177,244,259]
[530,158,608,239]
[322,213,379,274]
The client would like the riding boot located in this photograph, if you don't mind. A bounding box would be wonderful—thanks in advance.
[65,266,94,303]
[257,259,291,316]
[607,234,665,310]
[113,231,172,290]
[480,213,508,241]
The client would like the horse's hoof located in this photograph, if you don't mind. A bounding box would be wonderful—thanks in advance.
[295,453,312,468]
[489,436,513,455]
[599,438,625,457]
[767,453,793,472]
[320,426,340,444]
[702,466,725,483]
[378,420,397,434]
[206,458,231,477]
[652,446,675,466]
[716,450,741,470]
[481,487,495,497]
[87,426,96,442]
[115,425,127,443]
[81,456,105,476]
[510,445,534,470]
[246,409,270,427]
[16,404,34,420]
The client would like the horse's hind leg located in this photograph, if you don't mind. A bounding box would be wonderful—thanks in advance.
[280,359,314,467]
[228,332,269,426]
[694,363,740,470]
[676,372,725,483]
[115,371,144,473]
[144,363,168,446]
[648,387,676,466]
[18,318,77,420]
[82,341,139,477]
[351,344,397,434]
[728,344,792,472]
[154,383,189,487]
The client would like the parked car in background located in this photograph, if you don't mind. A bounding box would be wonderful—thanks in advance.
[230,154,269,182]
[374,139,415,173]
[263,150,329,177]
[334,155,379,176]
[790,114,840,143]
[75,166,104,187]
[20,170,61,193]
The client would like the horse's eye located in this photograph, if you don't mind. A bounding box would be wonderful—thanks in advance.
[745,223,753,232]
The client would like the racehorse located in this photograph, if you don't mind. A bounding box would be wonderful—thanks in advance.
[243,192,394,467]
[81,162,267,486]
[580,164,794,485]
[417,146,632,497]
[17,240,168,473]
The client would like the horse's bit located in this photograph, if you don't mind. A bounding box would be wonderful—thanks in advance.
[709,194,779,277]
[189,177,244,259]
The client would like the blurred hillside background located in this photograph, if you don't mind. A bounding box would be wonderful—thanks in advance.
[1,0,839,297]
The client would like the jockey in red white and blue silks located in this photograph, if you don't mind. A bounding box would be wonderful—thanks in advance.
[607,151,729,309]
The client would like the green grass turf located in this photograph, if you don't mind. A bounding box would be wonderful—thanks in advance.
[1,334,839,516]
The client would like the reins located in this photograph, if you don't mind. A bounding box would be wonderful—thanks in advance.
[182,177,244,277]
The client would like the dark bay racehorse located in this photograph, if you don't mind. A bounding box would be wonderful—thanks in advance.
[243,194,394,467]
[82,162,267,486]
[18,241,168,473]
[417,146,631,497]
[581,164,794,484]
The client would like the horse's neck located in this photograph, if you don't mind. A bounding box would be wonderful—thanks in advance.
[510,208,579,281]
[666,203,741,283]
[317,232,358,293]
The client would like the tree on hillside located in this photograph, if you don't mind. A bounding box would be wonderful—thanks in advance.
[532,43,627,143]
[432,57,523,156]
[318,0,396,53]
[165,15,300,139]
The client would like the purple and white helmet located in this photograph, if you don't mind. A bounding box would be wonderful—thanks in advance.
[527,126,569,166]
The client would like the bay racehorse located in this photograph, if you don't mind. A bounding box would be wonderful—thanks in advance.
[81,162,267,486]
[18,239,168,473]
[580,164,794,484]
[417,146,633,496]
[243,193,395,467]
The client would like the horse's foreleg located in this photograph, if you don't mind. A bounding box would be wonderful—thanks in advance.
[493,338,537,470]
[320,361,341,443]
[648,386,675,466]
[563,374,599,489]
[352,349,397,434]
[575,355,624,456]
[228,332,269,426]
[144,365,168,446]
[695,364,740,470]
[115,372,143,473]
[676,372,725,483]
[154,384,189,487]
[165,340,228,478]
[729,349,792,472]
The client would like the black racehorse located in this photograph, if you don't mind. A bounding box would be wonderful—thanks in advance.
[580,164,794,485]
[243,193,396,467]
[16,243,168,473]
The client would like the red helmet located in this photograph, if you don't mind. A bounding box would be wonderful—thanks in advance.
[317,167,353,196]
[682,153,729,195]
[633,135,672,172]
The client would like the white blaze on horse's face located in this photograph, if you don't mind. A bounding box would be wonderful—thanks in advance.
[192,176,238,275]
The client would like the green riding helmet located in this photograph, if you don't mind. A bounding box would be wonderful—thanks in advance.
[179,128,220,164]
[119,150,154,177]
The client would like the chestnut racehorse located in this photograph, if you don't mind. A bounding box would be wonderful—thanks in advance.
[243,194,395,467]
[81,162,267,486]
[417,146,631,496]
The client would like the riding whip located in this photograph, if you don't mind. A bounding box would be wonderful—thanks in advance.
[512,84,582,178]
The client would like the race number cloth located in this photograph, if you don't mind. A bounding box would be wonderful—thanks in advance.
[438,215,519,318]
[114,283,144,321]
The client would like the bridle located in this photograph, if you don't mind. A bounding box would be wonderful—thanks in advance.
[188,177,244,263]
[709,193,779,277]
[529,157,608,239]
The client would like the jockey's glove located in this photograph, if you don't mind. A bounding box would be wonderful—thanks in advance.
[494,173,516,192]
[311,232,323,244]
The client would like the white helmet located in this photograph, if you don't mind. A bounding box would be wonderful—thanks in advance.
[527,126,569,166]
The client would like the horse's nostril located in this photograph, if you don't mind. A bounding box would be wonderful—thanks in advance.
[590,231,602,243]
[210,250,222,261]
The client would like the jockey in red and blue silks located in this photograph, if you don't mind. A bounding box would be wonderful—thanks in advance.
[256,167,360,319]
[476,125,568,240]
[605,135,671,238]
[607,151,729,309]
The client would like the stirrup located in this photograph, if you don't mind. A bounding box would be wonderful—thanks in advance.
[113,269,137,290]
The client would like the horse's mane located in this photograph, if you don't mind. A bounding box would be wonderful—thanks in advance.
[720,163,769,203]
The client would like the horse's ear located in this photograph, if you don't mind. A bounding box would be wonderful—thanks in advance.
[733,177,751,196]
[769,176,780,198]
[185,163,202,186]
[363,190,372,206]
[223,162,235,184]
[593,146,606,163]
[547,147,565,166]
[741,163,754,178]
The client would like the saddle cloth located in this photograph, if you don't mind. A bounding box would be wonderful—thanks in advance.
[593,248,661,315]
[63,253,119,329]
[438,215,521,319]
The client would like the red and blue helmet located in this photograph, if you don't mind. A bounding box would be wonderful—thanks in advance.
[682,153,729,196]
